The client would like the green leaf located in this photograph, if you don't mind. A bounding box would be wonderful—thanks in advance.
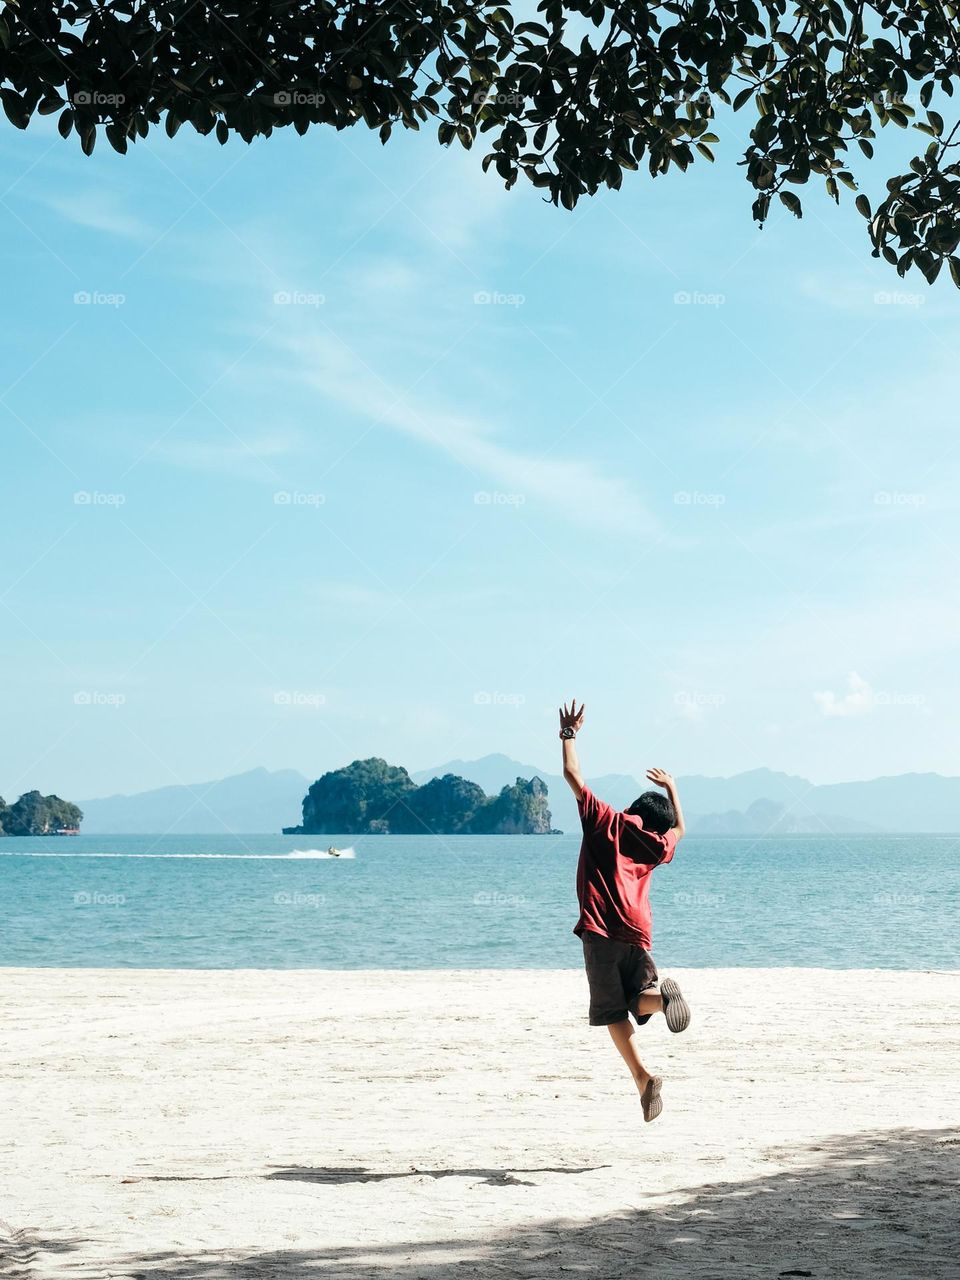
[855,194,871,218]
[733,86,753,111]
[1,88,29,130]
[780,190,802,218]
[106,122,127,153]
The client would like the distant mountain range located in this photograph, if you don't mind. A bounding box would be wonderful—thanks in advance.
[414,755,960,834]
[77,756,960,834]
[79,767,310,834]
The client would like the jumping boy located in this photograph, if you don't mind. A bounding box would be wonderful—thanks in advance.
[559,699,690,1122]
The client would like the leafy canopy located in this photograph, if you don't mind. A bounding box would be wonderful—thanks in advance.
[2,0,960,283]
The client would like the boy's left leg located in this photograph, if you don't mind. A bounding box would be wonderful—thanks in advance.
[607,1019,663,1122]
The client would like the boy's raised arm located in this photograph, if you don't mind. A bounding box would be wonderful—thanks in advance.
[646,767,685,840]
[559,699,586,800]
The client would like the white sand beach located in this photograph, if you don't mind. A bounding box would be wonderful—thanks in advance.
[3,967,959,1279]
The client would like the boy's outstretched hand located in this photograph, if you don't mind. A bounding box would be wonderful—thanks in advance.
[646,767,685,838]
[559,700,585,798]
[559,700,585,734]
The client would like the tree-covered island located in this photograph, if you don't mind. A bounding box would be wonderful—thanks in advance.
[283,759,557,835]
[0,791,83,835]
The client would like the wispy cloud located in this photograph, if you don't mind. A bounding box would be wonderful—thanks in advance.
[150,431,300,481]
[309,582,394,613]
[390,144,515,255]
[270,327,658,535]
[798,269,936,316]
[41,190,156,241]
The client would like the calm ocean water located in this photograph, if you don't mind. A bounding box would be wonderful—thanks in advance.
[1,833,957,969]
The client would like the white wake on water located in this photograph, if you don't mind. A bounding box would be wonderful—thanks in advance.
[289,848,356,859]
[0,848,357,860]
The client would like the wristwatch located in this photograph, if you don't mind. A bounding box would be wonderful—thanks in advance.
[559,726,576,740]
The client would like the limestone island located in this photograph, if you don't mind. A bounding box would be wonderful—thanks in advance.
[0,791,83,836]
[283,758,558,835]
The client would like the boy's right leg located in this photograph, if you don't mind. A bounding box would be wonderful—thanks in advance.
[607,1019,663,1122]
[633,981,691,1033]
[635,990,663,1017]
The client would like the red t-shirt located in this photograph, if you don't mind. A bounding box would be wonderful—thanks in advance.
[573,785,677,949]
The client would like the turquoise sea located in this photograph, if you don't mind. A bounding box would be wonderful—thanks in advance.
[1,833,957,969]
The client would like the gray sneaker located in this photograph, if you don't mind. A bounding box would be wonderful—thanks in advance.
[660,978,691,1033]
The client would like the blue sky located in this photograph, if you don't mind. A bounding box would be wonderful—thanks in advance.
[2,100,958,802]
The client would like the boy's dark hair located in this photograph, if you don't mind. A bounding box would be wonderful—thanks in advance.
[625,790,676,835]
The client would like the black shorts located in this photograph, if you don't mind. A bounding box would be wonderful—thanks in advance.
[581,931,659,1026]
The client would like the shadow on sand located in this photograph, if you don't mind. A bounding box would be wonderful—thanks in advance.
[18,1127,960,1279]
[264,1163,609,1186]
